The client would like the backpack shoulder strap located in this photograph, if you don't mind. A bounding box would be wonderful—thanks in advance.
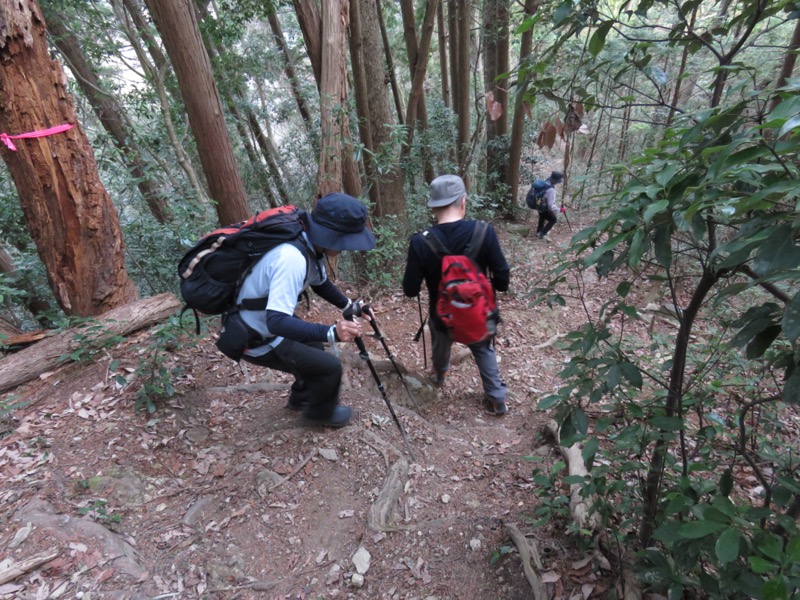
[419,228,451,259]
[464,221,489,260]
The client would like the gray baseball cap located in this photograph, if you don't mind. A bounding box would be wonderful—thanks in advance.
[428,174,466,208]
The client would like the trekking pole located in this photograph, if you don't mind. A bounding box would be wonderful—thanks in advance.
[560,206,573,232]
[356,303,423,415]
[415,295,428,370]
[343,304,417,462]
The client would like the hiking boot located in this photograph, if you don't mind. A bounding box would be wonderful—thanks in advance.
[485,398,508,416]
[285,395,307,411]
[304,405,353,428]
[428,369,449,388]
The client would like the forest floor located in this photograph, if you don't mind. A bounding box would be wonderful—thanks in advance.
[0,205,670,600]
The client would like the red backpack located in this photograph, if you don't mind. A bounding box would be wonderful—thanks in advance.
[419,222,498,345]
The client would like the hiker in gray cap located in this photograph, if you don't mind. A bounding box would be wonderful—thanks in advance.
[402,174,511,415]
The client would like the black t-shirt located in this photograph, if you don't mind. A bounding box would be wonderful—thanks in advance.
[402,219,510,317]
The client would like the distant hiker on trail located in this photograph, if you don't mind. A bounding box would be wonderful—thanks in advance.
[402,174,511,416]
[232,193,376,428]
[526,170,565,240]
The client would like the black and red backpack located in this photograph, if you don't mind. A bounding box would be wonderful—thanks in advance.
[419,222,499,345]
[178,205,316,319]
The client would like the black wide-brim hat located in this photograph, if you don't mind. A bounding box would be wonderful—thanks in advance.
[305,193,377,251]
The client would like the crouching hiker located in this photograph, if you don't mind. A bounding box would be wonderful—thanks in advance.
[230,193,376,427]
[402,174,511,415]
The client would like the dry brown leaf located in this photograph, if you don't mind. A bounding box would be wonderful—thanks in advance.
[484,91,504,121]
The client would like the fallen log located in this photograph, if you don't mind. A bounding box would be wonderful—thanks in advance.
[0,293,181,393]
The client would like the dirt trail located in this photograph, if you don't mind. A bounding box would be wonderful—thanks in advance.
[1,216,614,599]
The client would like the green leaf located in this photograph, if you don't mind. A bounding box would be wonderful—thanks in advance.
[581,437,599,464]
[621,361,643,389]
[537,395,561,410]
[783,370,800,405]
[653,225,673,269]
[777,114,800,138]
[588,21,614,56]
[786,535,800,562]
[629,229,644,270]
[782,291,800,344]
[746,325,781,359]
[760,576,789,600]
[655,163,679,187]
[643,199,669,224]
[649,416,684,431]
[678,520,726,539]
[715,528,741,564]
[753,225,800,276]
[553,1,572,25]
[749,556,777,574]
[571,408,589,435]
[719,469,733,497]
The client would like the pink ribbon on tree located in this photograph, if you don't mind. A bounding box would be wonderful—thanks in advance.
[0,123,74,151]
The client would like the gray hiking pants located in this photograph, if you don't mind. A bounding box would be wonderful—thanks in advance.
[429,316,507,404]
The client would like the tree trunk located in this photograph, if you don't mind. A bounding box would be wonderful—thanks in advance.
[399,0,437,184]
[112,0,210,205]
[348,0,380,208]
[246,107,291,205]
[356,0,405,217]
[267,9,314,133]
[292,0,322,84]
[377,0,405,126]
[144,0,250,226]
[665,7,696,127]
[455,0,471,180]
[0,0,137,316]
[0,293,181,394]
[44,14,173,224]
[437,1,450,109]
[317,0,348,196]
[482,0,509,200]
[448,0,459,125]
[506,0,537,219]
[768,17,800,114]
[294,0,362,197]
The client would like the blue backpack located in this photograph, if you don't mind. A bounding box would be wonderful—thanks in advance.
[525,179,552,212]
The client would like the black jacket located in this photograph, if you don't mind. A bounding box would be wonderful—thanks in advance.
[402,219,510,318]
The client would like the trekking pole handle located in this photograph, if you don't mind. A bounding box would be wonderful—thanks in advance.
[342,299,370,320]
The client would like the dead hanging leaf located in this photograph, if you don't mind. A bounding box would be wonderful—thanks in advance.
[576,102,585,118]
[537,121,557,149]
[484,91,504,121]
[555,117,565,139]
[565,104,583,133]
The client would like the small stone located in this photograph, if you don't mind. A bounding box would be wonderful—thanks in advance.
[469,538,482,551]
[352,546,371,574]
[441,494,451,504]
[350,573,364,588]
[319,448,338,461]
[9,522,32,548]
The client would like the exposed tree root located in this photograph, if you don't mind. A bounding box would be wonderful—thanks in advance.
[543,420,600,532]
[361,429,409,532]
[503,522,546,600]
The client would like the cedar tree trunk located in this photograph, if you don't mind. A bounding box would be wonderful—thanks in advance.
[0,0,137,316]
[144,0,250,225]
